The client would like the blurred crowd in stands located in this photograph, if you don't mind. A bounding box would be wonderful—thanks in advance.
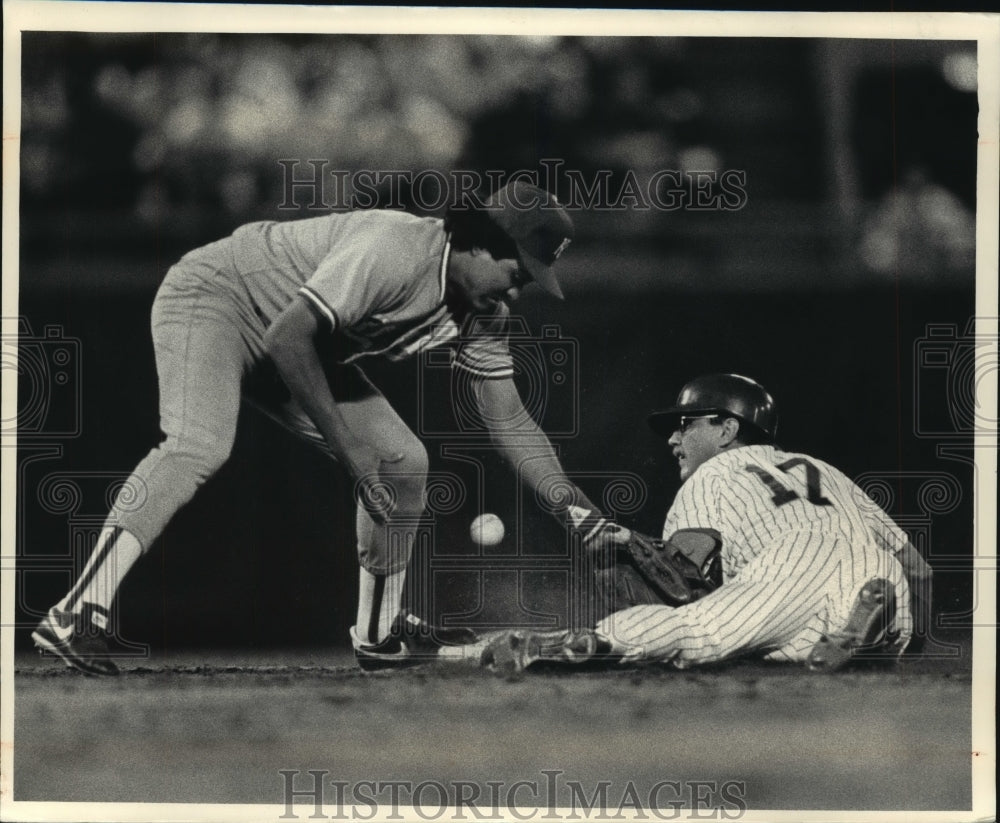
[20,32,977,286]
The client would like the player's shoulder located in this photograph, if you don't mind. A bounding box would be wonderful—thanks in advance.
[339,209,442,247]
[354,208,440,229]
[340,211,446,294]
[774,448,849,481]
[692,445,796,488]
[681,451,740,492]
[708,444,776,472]
[237,209,441,249]
[727,444,834,469]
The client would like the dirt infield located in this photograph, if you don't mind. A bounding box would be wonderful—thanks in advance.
[12,638,974,816]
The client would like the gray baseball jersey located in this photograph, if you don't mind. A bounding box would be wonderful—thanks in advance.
[231,209,513,377]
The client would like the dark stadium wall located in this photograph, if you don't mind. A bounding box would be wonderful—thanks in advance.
[14,278,975,651]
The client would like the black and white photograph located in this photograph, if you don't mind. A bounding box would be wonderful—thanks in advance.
[1,4,996,822]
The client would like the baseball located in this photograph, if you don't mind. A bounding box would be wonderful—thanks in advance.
[470,513,505,546]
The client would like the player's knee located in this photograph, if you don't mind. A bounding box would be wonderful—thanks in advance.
[379,440,428,512]
[398,439,429,477]
[189,444,232,482]
[159,434,233,483]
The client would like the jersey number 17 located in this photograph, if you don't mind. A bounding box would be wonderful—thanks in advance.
[745,458,833,508]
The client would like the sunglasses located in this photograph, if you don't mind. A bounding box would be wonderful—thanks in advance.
[677,414,721,433]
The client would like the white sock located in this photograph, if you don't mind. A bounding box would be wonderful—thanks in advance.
[57,527,143,615]
[355,567,407,644]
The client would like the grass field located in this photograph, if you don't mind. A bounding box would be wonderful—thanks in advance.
[12,637,976,818]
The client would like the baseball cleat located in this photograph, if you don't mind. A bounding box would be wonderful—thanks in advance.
[480,629,607,677]
[32,603,120,676]
[807,577,900,672]
[352,610,479,671]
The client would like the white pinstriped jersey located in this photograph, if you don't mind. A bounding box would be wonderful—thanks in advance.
[663,445,911,579]
[229,210,513,379]
[594,444,913,665]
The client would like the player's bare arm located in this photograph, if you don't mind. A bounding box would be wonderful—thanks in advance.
[472,374,600,517]
[264,295,400,519]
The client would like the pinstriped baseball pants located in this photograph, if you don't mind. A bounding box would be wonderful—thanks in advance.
[596,531,912,666]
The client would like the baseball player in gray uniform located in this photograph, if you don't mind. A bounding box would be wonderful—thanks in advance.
[33,180,609,675]
[482,374,934,674]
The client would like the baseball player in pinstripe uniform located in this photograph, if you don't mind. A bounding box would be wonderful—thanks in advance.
[482,374,934,674]
[32,180,609,675]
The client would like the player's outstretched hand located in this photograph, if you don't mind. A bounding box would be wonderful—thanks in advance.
[585,522,634,560]
[565,505,630,556]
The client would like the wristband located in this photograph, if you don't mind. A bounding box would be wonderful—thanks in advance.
[566,505,610,544]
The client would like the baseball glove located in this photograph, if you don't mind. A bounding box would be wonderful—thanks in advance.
[590,526,722,615]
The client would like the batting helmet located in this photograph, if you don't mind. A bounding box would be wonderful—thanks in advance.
[647,373,778,441]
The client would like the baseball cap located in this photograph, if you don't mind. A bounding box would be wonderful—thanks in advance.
[483,181,575,300]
